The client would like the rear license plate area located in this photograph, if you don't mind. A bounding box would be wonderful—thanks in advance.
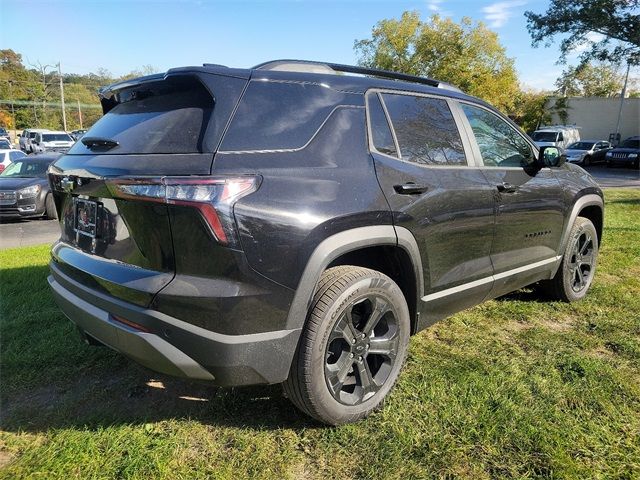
[73,197,101,250]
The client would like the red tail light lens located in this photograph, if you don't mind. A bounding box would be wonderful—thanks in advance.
[106,176,260,248]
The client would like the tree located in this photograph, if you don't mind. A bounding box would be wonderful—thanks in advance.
[354,12,520,111]
[509,90,552,133]
[554,62,625,96]
[525,0,640,66]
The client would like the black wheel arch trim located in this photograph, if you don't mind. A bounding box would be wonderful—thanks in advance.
[551,192,603,277]
[284,225,423,330]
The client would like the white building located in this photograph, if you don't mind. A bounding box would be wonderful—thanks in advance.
[545,97,640,143]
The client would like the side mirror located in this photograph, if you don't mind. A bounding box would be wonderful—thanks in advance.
[538,146,566,168]
[17,134,21,138]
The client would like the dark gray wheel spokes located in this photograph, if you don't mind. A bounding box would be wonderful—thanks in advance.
[569,231,594,292]
[325,296,399,405]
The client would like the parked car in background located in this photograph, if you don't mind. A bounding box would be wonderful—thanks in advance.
[531,125,581,152]
[0,127,10,143]
[47,60,604,425]
[32,131,75,154]
[0,139,11,150]
[0,148,27,173]
[19,128,49,153]
[564,140,612,166]
[0,153,59,219]
[70,129,87,141]
[606,136,640,169]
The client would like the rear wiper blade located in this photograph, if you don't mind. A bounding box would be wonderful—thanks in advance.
[81,136,119,149]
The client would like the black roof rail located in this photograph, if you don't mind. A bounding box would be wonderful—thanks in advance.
[252,59,461,91]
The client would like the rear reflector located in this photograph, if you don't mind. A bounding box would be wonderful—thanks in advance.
[111,313,151,333]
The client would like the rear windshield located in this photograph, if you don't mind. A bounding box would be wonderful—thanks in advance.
[43,133,73,142]
[68,77,214,155]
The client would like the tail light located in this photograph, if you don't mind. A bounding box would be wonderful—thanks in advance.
[106,176,260,248]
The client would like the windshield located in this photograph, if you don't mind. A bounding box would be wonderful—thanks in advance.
[0,140,10,149]
[29,132,38,139]
[567,142,594,150]
[42,133,72,142]
[0,159,50,177]
[620,139,640,149]
[532,131,558,142]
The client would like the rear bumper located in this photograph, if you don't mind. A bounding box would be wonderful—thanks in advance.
[49,263,301,386]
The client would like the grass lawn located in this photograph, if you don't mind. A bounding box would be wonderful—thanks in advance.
[1,188,639,479]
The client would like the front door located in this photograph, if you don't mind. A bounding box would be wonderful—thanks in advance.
[457,102,566,298]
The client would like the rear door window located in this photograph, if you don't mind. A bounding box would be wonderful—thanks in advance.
[381,93,467,166]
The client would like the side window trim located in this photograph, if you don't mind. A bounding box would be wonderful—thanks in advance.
[376,92,402,159]
[366,88,472,168]
[447,99,483,168]
[455,99,541,169]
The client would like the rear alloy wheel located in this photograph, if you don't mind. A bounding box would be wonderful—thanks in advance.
[284,266,410,425]
[582,155,591,166]
[542,216,598,302]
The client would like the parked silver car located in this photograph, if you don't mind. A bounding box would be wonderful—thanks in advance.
[564,140,611,166]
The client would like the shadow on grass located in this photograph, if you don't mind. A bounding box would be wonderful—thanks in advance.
[494,286,551,304]
[0,264,318,433]
[607,198,640,206]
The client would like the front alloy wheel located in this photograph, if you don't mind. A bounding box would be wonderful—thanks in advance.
[542,216,599,302]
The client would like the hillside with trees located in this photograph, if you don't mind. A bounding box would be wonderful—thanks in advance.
[0,49,157,131]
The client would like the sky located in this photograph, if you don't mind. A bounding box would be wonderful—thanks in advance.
[0,0,633,91]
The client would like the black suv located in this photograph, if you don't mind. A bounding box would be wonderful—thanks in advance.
[606,136,640,169]
[48,60,603,425]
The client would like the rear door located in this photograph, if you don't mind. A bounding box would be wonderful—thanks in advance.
[48,71,248,306]
[367,90,496,327]
[457,102,566,298]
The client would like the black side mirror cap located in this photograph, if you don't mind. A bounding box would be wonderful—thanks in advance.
[538,146,566,168]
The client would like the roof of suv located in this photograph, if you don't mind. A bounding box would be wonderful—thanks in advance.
[99,59,481,106]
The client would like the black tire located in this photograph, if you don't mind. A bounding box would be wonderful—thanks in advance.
[634,158,639,170]
[541,216,598,302]
[582,155,591,167]
[284,266,410,425]
[45,193,58,220]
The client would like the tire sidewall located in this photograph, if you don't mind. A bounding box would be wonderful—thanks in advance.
[306,274,410,424]
[560,218,598,301]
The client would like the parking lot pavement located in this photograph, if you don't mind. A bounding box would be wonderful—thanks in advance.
[0,166,636,251]
[0,219,60,250]
[585,165,640,188]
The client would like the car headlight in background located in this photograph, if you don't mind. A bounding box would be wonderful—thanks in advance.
[17,184,41,199]
[629,153,638,158]
[606,152,613,157]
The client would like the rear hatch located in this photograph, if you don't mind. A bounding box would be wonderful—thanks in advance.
[48,68,249,306]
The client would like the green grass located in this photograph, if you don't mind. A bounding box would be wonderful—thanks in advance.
[1,188,639,479]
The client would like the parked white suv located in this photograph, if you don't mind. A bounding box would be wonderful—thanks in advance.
[32,131,75,154]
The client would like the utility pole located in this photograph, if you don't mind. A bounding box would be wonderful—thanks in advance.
[614,62,631,145]
[77,99,83,129]
[8,80,16,138]
[58,62,67,131]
